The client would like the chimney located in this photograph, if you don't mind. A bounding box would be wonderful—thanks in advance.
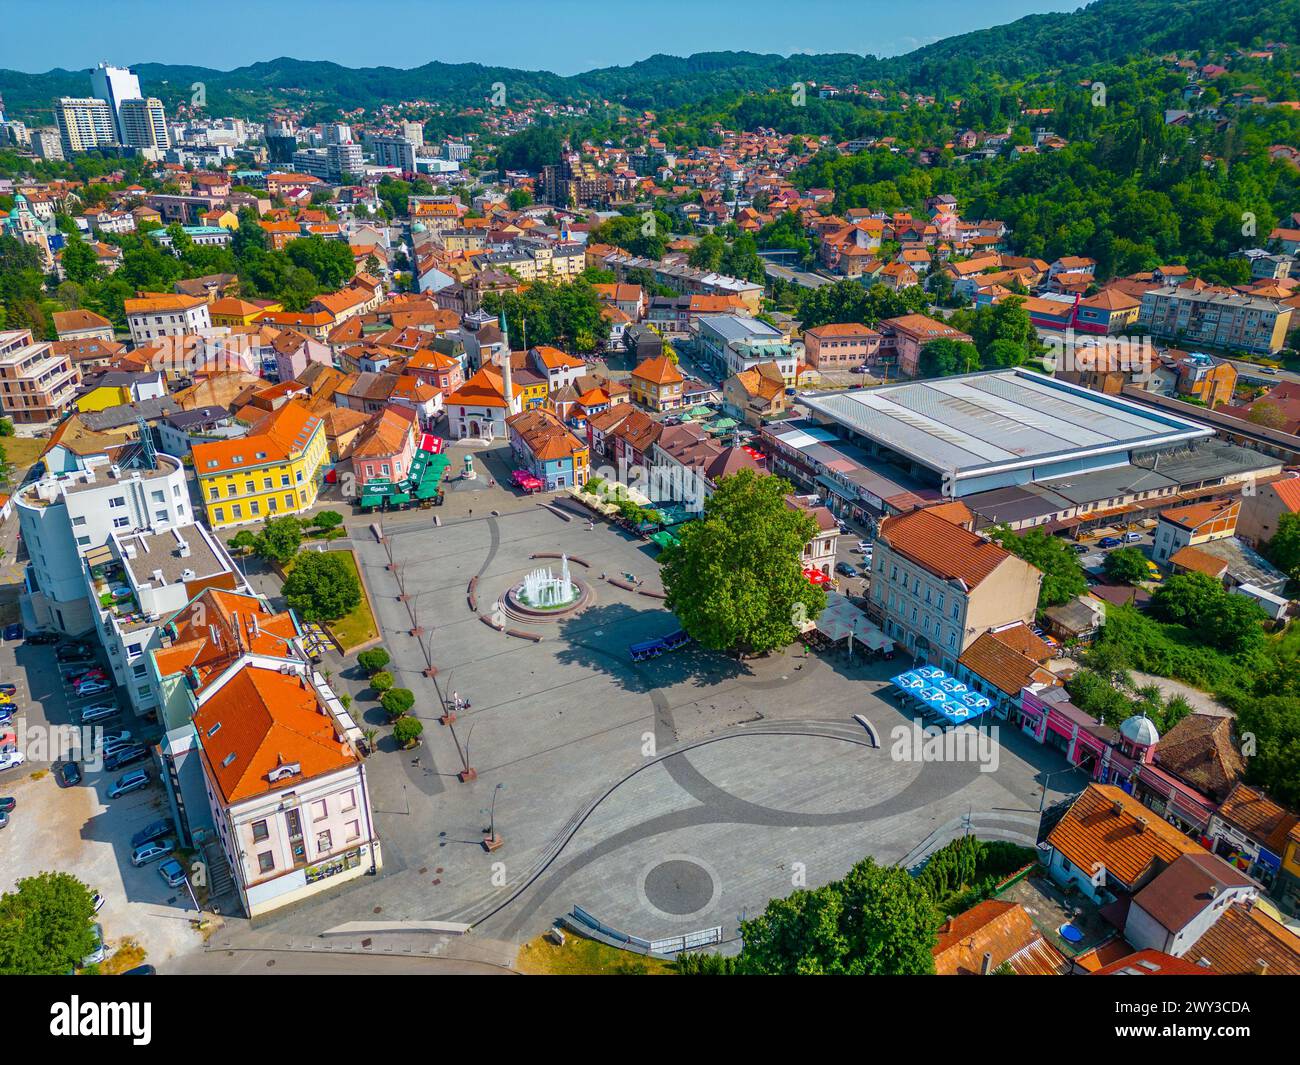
[980,952,993,976]
[1111,800,1124,817]
[1253,958,1269,976]
[1136,816,1149,833]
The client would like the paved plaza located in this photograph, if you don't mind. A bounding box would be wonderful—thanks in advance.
[209,448,1084,962]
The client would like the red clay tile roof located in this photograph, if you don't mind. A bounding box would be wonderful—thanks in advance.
[1089,949,1211,975]
[958,631,1060,697]
[194,666,356,805]
[1215,782,1299,854]
[1153,714,1245,802]
[932,901,1069,976]
[878,507,1020,590]
[1046,784,1204,889]
[1185,903,1300,975]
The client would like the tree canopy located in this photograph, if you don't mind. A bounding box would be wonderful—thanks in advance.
[661,469,826,655]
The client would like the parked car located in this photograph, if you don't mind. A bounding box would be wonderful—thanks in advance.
[1098,536,1122,549]
[107,769,149,799]
[130,839,175,866]
[0,750,26,773]
[0,682,16,695]
[835,562,858,578]
[79,703,119,725]
[121,964,156,975]
[1122,531,1142,543]
[0,809,8,829]
[56,644,95,663]
[75,679,112,697]
[0,797,14,813]
[101,729,132,746]
[69,668,109,685]
[97,738,136,760]
[27,631,59,645]
[855,540,874,553]
[130,818,174,849]
[54,761,81,787]
[158,858,187,889]
[1072,543,1090,554]
[81,923,106,967]
[3,623,22,641]
[91,892,106,913]
[104,745,149,772]
[0,708,14,728]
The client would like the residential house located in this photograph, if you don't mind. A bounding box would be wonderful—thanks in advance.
[629,354,685,412]
[507,407,590,490]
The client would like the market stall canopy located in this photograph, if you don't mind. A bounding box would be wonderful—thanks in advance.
[891,664,993,724]
[806,592,894,650]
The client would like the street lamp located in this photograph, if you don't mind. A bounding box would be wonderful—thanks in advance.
[482,783,505,851]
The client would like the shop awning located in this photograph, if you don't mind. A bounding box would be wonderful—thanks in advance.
[359,494,384,508]
[389,493,411,505]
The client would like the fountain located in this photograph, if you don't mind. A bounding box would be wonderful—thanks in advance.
[518,555,578,609]
[502,553,591,622]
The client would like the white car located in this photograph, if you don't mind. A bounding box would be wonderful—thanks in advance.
[855,540,874,554]
[81,922,106,967]
[0,750,25,772]
[75,679,111,697]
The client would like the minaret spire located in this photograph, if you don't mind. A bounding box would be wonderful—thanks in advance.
[498,308,515,413]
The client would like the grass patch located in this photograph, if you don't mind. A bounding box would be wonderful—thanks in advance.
[282,549,378,653]
[1,435,47,474]
[516,933,675,976]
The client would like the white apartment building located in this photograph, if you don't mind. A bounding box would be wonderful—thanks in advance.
[54,97,116,153]
[118,97,170,150]
[89,62,142,142]
[84,523,243,715]
[17,451,191,636]
[124,293,212,345]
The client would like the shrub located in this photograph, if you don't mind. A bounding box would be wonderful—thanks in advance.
[392,716,423,748]
[380,687,415,719]
[357,648,391,675]
[370,671,394,693]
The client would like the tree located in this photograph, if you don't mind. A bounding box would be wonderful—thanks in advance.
[252,516,304,565]
[1263,511,1300,581]
[310,510,344,534]
[661,469,826,655]
[918,338,980,377]
[1103,546,1149,585]
[0,872,98,975]
[1152,572,1265,653]
[369,671,394,693]
[283,550,361,622]
[380,687,415,719]
[737,856,940,975]
[357,648,391,675]
[392,716,424,748]
[988,525,1087,607]
[1235,694,1300,808]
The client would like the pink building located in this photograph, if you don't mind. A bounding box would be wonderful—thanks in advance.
[803,322,882,370]
[351,406,418,487]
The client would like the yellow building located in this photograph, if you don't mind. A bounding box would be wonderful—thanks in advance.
[76,385,131,412]
[193,400,328,529]
[209,297,280,327]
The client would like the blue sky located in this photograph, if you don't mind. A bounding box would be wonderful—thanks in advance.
[2,0,1078,74]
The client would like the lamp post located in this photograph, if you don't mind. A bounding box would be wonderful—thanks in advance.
[482,783,505,851]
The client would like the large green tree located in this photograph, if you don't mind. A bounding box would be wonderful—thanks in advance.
[989,525,1085,608]
[737,857,941,975]
[661,469,826,655]
[284,550,361,622]
[0,872,98,975]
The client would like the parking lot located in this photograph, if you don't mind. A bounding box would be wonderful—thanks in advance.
[0,631,205,969]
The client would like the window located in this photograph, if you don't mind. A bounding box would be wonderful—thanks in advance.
[132,661,148,678]
[231,504,242,519]
[208,487,219,501]
[312,799,328,820]
[155,510,168,524]
[213,508,224,523]
[341,789,356,811]
[252,820,269,842]
[250,501,260,516]
[151,490,165,503]
[126,642,142,659]
[72,515,87,527]
[109,496,125,508]
[76,535,91,547]
[316,830,332,854]
[113,516,130,528]
[346,820,360,841]
[257,851,275,874]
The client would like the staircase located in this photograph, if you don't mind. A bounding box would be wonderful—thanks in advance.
[201,840,237,904]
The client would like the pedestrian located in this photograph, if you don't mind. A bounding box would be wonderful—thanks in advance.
[450,690,459,710]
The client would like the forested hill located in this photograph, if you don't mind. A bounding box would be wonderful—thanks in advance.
[1,0,1297,120]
